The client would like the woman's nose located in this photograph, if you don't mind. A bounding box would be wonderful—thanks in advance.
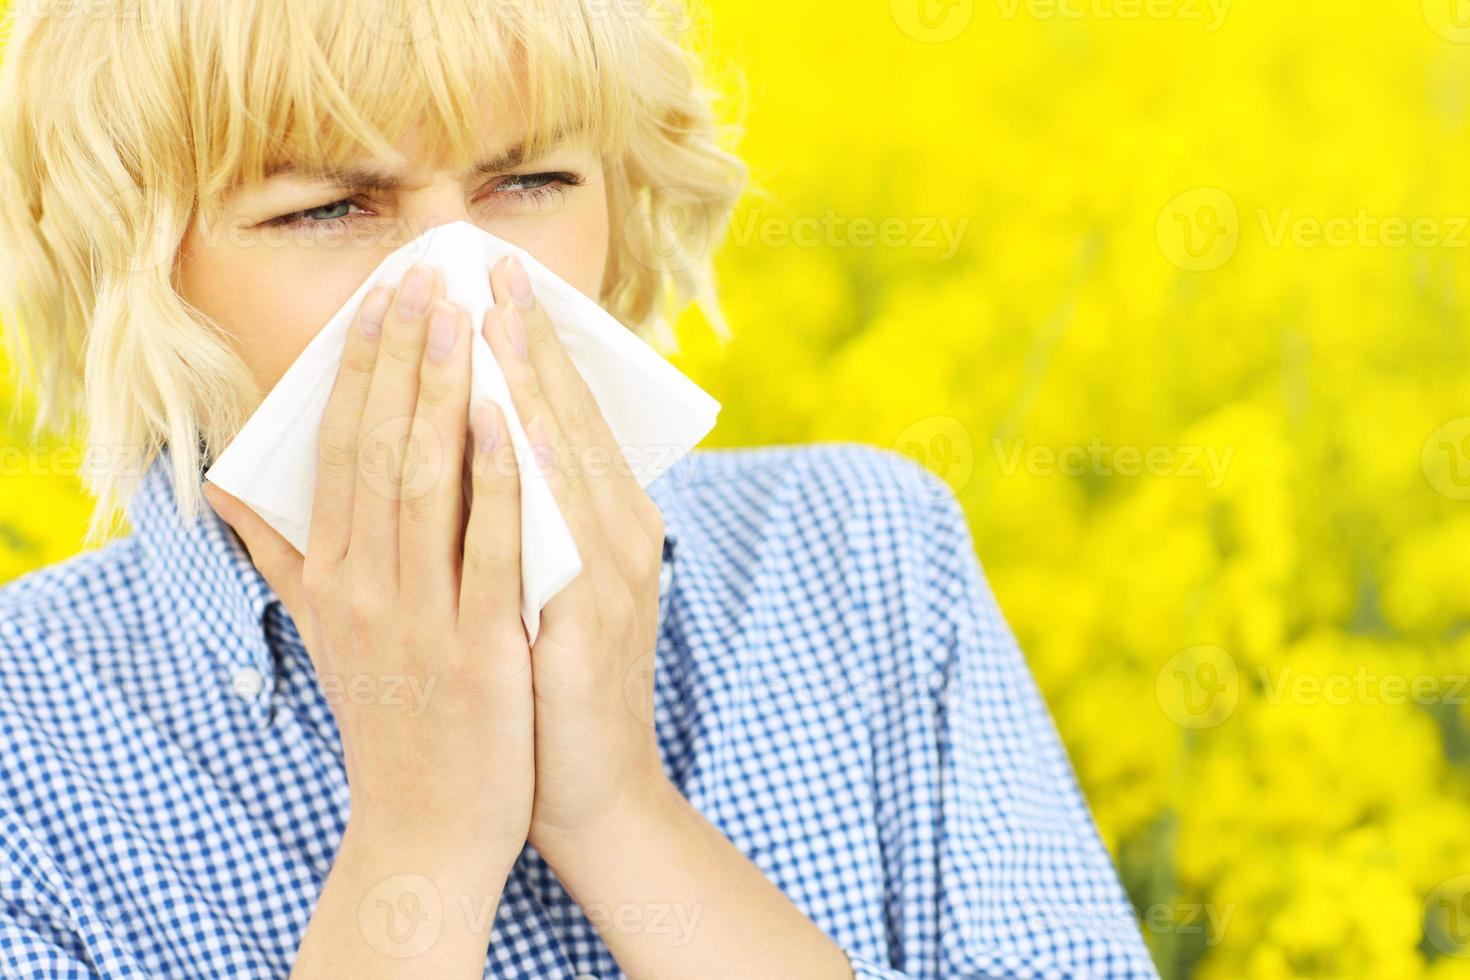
[395,179,482,245]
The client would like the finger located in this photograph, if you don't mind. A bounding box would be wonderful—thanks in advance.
[351,262,443,585]
[309,285,392,565]
[459,398,524,639]
[481,296,613,593]
[399,297,472,613]
[488,256,660,547]
[205,480,307,619]
[524,410,625,632]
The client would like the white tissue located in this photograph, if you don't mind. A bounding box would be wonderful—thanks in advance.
[203,219,720,642]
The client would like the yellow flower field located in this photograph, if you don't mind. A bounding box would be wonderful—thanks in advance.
[4,1,1470,976]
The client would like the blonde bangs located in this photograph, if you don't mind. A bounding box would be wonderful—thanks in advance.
[191,0,639,224]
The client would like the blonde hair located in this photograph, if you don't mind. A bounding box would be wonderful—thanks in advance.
[0,0,747,546]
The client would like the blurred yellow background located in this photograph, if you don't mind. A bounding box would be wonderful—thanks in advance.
[6,0,1470,977]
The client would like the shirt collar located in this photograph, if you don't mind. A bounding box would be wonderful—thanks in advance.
[126,444,682,718]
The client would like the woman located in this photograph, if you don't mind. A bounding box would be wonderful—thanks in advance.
[0,1,1156,977]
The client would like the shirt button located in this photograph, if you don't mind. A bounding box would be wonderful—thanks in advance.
[231,666,265,700]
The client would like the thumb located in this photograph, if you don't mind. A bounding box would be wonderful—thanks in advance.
[203,480,307,622]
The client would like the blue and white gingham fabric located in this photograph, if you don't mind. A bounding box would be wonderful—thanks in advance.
[0,440,1157,979]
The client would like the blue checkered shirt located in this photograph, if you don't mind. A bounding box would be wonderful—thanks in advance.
[0,441,1156,978]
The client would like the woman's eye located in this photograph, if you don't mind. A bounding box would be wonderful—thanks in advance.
[264,198,366,229]
[498,173,556,193]
[489,171,584,207]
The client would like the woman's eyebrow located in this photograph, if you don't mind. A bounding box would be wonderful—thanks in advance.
[262,139,560,191]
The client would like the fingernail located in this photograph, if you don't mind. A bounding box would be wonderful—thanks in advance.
[504,304,528,359]
[397,264,433,320]
[427,302,458,363]
[359,288,390,338]
[507,255,534,308]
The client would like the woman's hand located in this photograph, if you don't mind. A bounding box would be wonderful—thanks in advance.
[205,263,534,977]
[480,256,853,980]
[482,254,672,858]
